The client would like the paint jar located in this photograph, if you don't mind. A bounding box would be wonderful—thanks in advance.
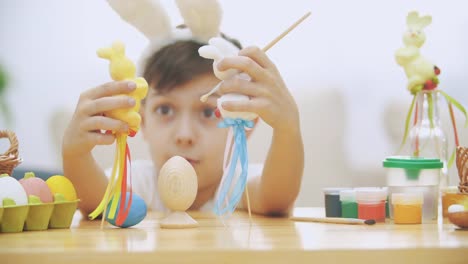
[340,189,357,218]
[383,156,442,220]
[392,192,423,224]
[356,187,387,222]
[441,186,468,218]
[323,188,350,217]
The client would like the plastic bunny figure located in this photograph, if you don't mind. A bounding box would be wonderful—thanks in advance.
[199,37,258,121]
[395,11,440,95]
[97,41,148,136]
[199,37,258,216]
[199,37,240,82]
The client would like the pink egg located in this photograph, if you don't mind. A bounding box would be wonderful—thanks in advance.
[19,172,53,203]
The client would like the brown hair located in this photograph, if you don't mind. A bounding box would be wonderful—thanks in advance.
[143,32,242,94]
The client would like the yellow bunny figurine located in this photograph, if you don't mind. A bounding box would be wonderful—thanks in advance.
[89,41,148,226]
[97,41,148,136]
[395,11,440,95]
[395,11,468,171]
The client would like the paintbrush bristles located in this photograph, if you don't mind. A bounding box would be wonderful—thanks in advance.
[200,95,209,102]
[200,82,222,102]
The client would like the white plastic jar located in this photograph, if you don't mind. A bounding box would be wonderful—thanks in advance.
[383,156,442,220]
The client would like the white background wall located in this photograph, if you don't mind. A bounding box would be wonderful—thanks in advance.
[0,0,467,206]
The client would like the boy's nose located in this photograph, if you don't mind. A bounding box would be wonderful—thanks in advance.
[174,115,196,147]
[176,134,194,146]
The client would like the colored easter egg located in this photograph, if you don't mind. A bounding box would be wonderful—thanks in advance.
[19,172,53,203]
[46,175,77,201]
[106,192,147,228]
[0,174,28,206]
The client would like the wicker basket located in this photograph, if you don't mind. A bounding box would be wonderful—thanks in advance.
[0,130,21,175]
[457,146,468,194]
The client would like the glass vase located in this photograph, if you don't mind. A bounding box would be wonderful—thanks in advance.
[408,90,449,188]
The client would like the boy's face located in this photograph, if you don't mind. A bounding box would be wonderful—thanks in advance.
[141,74,227,193]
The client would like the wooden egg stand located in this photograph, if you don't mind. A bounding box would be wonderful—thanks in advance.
[0,130,21,176]
[158,156,199,229]
[447,146,468,228]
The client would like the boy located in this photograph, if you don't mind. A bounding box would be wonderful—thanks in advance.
[62,1,304,216]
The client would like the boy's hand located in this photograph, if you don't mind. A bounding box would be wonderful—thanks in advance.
[216,46,300,133]
[62,81,136,158]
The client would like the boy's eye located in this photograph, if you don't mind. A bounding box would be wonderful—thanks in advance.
[202,107,216,119]
[155,105,173,116]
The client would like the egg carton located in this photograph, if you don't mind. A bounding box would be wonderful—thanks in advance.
[0,173,79,233]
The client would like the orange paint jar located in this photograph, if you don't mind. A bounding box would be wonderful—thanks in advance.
[392,193,423,224]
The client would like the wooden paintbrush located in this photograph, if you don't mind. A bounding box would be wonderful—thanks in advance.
[199,11,311,102]
[291,216,376,225]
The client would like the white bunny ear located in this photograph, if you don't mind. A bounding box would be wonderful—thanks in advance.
[106,0,172,41]
[198,45,223,61]
[175,0,222,42]
[209,37,239,56]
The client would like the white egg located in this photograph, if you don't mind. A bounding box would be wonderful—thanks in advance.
[158,156,198,211]
[0,175,28,206]
[448,204,466,213]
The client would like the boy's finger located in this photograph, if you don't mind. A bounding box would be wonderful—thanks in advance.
[81,116,129,134]
[218,78,264,97]
[87,132,116,146]
[83,81,136,100]
[220,99,259,114]
[239,46,277,71]
[217,56,268,82]
[83,95,135,116]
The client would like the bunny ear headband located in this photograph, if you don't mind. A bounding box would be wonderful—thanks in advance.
[106,0,237,74]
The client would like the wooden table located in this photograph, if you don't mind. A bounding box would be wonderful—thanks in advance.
[1,207,467,264]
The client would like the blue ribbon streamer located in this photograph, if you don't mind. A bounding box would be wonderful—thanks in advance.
[214,118,254,216]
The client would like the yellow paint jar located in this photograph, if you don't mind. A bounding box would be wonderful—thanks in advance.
[392,193,423,224]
